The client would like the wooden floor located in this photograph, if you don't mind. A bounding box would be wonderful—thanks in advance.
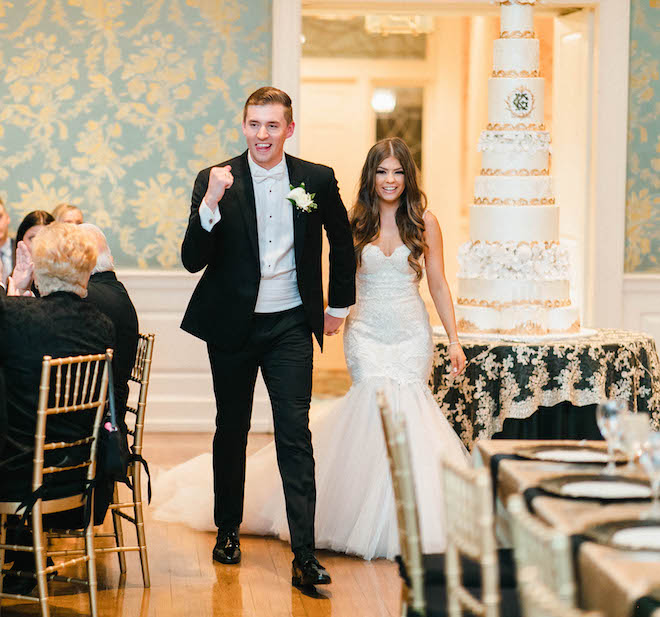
[2,430,400,617]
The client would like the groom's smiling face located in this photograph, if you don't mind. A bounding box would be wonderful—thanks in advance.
[242,104,295,170]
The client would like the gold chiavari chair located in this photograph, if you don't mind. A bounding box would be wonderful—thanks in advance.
[507,494,576,607]
[441,459,519,617]
[0,350,112,617]
[517,567,602,617]
[378,390,426,617]
[103,333,154,587]
[51,334,155,587]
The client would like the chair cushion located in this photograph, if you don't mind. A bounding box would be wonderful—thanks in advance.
[418,579,521,617]
[402,550,520,617]
[418,548,516,588]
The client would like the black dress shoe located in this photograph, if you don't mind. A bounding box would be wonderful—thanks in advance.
[292,554,331,587]
[213,529,241,564]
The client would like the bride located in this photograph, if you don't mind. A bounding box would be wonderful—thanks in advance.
[154,137,468,560]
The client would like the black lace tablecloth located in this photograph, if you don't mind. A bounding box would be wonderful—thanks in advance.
[431,328,660,450]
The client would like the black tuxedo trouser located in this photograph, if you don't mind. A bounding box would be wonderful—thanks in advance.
[207,305,315,555]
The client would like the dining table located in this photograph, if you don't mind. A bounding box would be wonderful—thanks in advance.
[475,439,660,617]
[432,329,660,449]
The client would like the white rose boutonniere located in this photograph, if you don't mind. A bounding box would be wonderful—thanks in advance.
[287,183,317,213]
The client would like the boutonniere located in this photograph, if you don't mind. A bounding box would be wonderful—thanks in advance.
[286,182,317,213]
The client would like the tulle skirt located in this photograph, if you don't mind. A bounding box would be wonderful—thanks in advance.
[152,376,468,560]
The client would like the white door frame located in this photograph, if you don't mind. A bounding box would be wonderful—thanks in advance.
[274,0,630,329]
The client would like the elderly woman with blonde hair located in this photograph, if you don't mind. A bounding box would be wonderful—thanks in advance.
[0,222,114,499]
[0,222,116,594]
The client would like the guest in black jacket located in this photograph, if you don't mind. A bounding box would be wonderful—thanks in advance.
[80,223,139,433]
[0,222,114,499]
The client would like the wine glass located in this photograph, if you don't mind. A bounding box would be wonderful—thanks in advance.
[596,399,627,474]
[639,431,660,520]
[619,412,650,472]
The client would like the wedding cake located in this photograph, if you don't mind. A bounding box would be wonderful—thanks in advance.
[455,0,580,336]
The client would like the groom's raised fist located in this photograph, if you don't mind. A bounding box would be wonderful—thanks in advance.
[204,165,234,210]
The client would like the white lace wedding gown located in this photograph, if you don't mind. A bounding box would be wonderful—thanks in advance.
[153,243,468,560]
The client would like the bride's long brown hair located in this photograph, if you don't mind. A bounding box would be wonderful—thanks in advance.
[350,137,428,280]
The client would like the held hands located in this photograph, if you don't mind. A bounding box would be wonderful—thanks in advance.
[324,313,345,336]
[204,165,234,211]
[448,341,467,380]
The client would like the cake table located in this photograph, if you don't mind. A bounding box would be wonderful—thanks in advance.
[431,329,660,449]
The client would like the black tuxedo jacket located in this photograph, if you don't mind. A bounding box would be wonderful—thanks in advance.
[0,292,115,498]
[86,271,139,429]
[181,151,356,351]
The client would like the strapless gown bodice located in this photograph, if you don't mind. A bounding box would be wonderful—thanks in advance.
[344,244,433,385]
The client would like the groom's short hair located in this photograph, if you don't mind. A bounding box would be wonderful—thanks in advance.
[243,87,293,125]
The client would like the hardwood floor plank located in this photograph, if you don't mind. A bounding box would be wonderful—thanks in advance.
[2,433,402,617]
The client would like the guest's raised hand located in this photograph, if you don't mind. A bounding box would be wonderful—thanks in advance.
[9,240,34,294]
[448,342,466,380]
[204,165,234,210]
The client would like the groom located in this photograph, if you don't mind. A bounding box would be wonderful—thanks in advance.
[181,87,356,587]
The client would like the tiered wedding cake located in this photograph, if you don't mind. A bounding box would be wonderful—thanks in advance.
[455,0,580,336]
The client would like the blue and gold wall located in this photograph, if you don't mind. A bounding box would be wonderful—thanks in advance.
[625,0,660,273]
[1,2,657,272]
[0,0,271,268]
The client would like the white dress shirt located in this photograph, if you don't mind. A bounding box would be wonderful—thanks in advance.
[0,237,12,286]
[199,153,349,317]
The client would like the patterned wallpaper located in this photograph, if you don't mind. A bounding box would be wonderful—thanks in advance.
[0,1,271,268]
[625,0,660,273]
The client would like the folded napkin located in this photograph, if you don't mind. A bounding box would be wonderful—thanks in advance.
[489,454,524,501]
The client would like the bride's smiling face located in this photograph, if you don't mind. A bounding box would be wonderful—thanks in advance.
[374,156,405,206]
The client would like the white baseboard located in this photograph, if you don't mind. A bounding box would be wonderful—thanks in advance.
[117,269,275,433]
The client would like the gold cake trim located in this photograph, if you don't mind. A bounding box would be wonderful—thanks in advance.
[474,197,556,206]
[457,318,581,336]
[457,298,572,309]
[492,70,540,78]
[480,168,549,176]
[469,240,558,247]
[486,122,545,131]
[500,30,536,39]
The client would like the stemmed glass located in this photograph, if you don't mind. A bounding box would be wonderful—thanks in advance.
[639,431,660,520]
[596,399,627,474]
[619,412,650,473]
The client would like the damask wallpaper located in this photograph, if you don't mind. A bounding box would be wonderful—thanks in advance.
[625,0,660,273]
[0,0,271,268]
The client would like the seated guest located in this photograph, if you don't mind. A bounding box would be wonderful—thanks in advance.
[79,224,139,525]
[80,223,139,433]
[0,198,13,287]
[15,210,55,254]
[52,203,83,225]
[9,210,55,295]
[0,222,114,498]
[0,223,114,593]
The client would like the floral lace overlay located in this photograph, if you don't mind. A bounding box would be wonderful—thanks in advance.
[431,329,660,449]
[344,244,433,385]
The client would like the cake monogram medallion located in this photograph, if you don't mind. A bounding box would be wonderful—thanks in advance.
[506,86,535,118]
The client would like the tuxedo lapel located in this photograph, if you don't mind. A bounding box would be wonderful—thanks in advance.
[233,152,259,261]
[286,154,308,266]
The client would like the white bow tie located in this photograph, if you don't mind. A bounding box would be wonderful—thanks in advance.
[252,166,285,184]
